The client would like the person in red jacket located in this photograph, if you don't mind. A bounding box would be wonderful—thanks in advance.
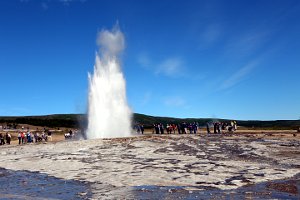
[21,132,25,144]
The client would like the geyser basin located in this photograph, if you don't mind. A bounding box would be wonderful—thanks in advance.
[86,25,132,139]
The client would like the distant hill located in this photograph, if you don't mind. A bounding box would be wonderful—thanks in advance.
[0,113,299,130]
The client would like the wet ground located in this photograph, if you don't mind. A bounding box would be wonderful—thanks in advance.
[0,134,299,199]
[131,173,300,199]
[0,168,92,199]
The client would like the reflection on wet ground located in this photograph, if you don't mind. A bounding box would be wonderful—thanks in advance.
[132,173,300,199]
[0,168,92,199]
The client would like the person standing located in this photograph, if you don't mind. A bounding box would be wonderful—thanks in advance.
[155,124,160,134]
[21,132,25,144]
[206,122,210,134]
[160,123,164,134]
[217,122,221,134]
[177,123,181,134]
[140,124,144,134]
[193,122,197,134]
[213,122,217,134]
[234,121,237,131]
[0,133,4,145]
[18,132,21,144]
[5,132,11,145]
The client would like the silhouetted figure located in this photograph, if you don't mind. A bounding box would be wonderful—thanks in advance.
[5,132,11,145]
[140,124,144,134]
[181,122,186,134]
[160,124,164,134]
[206,122,210,134]
[177,123,181,134]
[217,123,221,134]
[214,123,217,134]
[193,122,197,134]
[0,133,5,145]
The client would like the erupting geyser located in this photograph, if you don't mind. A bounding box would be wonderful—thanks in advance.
[86,25,132,139]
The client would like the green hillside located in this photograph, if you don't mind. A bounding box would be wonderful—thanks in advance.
[0,113,299,130]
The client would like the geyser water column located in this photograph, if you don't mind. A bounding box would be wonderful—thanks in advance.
[86,26,132,139]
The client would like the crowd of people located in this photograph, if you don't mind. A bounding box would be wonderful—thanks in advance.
[64,129,78,139]
[208,121,238,134]
[152,122,199,135]
[0,129,51,146]
[135,121,238,135]
[16,131,50,145]
[0,132,11,145]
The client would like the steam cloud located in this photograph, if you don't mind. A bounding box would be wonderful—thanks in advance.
[86,25,132,139]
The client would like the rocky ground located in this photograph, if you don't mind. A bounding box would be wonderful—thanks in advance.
[0,133,299,199]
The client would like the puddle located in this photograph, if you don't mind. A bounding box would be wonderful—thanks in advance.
[0,168,92,199]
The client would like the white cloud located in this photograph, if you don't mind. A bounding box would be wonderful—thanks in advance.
[156,58,185,77]
[220,60,259,90]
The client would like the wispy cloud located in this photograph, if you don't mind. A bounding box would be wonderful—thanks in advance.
[220,60,259,90]
[41,2,49,10]
[137,54,186,78]
[137,53,151,69]
[156,58,185,78]
[224,31,269,59]
[164,96,186,107]
[199,24,221,48]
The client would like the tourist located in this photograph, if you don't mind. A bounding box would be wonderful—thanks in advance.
[231,121,234,131]
[166,124,170,134]
[0,133,5,145]
[213,122,217,134]
[234,121,237,131]
[34,132,38,143]
[155,124,159,134]
[184,122,188,134]
[42,132,47,141]
[217,122,221,134]
[21,132,25,144]
[135,124,141,134]
[206,122,210,134]
[140,124,144,134]
[172,124,176,134]
[18,132,21,144]
[160,123,164,134]
[5,132,11,145]
[177,123,181,134]
[193,122,197,134]
[188,123,193,134]
[48,131,52,141]
[27,131,32,143]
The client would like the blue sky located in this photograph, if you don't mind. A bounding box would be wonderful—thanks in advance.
[0,0,299,120]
